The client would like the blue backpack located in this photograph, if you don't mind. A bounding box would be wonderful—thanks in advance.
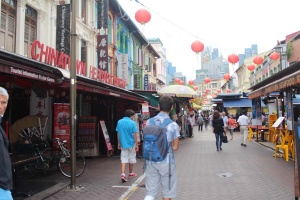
[143,118,173,162]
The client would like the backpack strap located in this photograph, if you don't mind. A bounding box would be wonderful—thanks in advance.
[161,118,173,128]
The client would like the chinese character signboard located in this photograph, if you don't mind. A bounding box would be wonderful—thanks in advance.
[117,54,128,82]
[56,4,70,56]
[144,74,149,90]
[97,35,108,72]
[97,0,108,29]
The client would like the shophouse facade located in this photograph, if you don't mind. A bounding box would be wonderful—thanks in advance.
[0,0,160,156]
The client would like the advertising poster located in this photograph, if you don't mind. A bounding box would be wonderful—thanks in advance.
[99,120,112,150]
[251,99,262,126]
[142,102,150,120]
[286,90,293,130]
[53,103,70,149]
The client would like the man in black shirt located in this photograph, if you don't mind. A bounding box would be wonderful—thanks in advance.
[0,87,13,200]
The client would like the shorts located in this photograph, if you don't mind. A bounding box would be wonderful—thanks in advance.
[145,162,177,199]
[120,146,136,163]
[0,188,13,200]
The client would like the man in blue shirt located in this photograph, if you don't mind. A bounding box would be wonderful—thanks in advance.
[144,96,180,200]
[116,109,138,183]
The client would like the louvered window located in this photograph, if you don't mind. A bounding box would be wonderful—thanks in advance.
[0,1,16,51]
[24,5,37,57]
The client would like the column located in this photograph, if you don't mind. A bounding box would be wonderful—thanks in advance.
[15,0,26,55]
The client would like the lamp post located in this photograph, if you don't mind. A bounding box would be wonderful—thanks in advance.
[69,0,78,190]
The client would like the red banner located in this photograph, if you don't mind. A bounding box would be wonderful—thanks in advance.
[53,103,70,150]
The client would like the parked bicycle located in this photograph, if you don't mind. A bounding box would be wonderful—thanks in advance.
[19,138,86,178]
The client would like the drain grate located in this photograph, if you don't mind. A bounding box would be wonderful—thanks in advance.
[216,172,233,178]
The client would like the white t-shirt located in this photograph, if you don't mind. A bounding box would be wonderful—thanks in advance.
[237,115,249,126]
[223,116,228,127]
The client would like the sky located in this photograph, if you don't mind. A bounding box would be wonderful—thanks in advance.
[117,0,300,81]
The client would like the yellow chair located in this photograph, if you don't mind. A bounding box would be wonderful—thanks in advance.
[275,133,294,162]
[247,127,255,141]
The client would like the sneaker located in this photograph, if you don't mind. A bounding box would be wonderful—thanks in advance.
[121,175,128,183]
[129,173,137,179]
[220,147,222,151]
[243,144,247,147]
[241,143,244,146]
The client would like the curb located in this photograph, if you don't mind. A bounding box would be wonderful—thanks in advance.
[25,182,68,200]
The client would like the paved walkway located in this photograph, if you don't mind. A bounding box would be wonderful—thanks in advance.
[20,126,295,200]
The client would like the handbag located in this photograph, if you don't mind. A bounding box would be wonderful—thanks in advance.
[222,134,228,143]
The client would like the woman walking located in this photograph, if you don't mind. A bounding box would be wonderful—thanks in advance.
[212,111,224,151]
[228,114,236,140]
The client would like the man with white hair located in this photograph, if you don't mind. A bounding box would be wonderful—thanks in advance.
[0,87,13,200]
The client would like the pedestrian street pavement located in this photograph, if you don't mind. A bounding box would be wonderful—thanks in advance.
[25,125,295,200]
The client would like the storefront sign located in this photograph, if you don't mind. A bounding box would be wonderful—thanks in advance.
[9,66,55,83]
[144,74,149,90]
[56,4,70,56]
[99,120,112,151]
[97,0,108,29]
[249,72,300,99]
[31,40,86,76]
[117,54,128,82]
[97,35,108,72]
[31,40,126,88]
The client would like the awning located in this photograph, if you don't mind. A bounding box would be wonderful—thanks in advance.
[57,69,148,103]
[248,62,300,99]
[0,49,64,84]
[223,98,252,108]
[130,90,160,107]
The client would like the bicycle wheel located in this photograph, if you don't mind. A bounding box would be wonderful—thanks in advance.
[57,151,86,178]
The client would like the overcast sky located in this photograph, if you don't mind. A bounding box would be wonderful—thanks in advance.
[117,0,300,81]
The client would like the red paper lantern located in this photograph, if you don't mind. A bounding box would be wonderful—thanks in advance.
[228,54,239,65]
[270,52,280,61]
[253,56,263,65]
[135,9,151,25]
[217,89,221,93]
[204,77,211,84]
[226,89,231,93]
[179,80,184,85]
[247,64,255,71]
[174,78,180,83]
[202,93,207,96]
[188,80,194,85]
[193,86,198,91]
[191,40,204,53]
[223,73,230,81]
[205,88,210,93]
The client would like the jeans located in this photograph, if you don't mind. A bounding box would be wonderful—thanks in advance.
[198,124,203,131]
[215,133,223,150]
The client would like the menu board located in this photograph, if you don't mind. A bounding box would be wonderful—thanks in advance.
[99,120,112,150]
[53,103,70,149]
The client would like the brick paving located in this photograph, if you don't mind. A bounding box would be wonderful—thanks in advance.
[21,126,295,200]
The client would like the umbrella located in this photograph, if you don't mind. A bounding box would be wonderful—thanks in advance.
[158,85,199,98]
[9,115,48,145]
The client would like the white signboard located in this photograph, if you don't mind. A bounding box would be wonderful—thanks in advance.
[117,54,128,82]
[272,117,285,128]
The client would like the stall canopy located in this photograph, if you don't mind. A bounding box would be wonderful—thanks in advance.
[130,90,160,108]
[248,62,300,99]
[223,98,252,108]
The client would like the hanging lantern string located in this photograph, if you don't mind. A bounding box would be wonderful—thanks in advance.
[128,0,241,54]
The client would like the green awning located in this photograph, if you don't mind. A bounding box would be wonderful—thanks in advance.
[137,93,159,107]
